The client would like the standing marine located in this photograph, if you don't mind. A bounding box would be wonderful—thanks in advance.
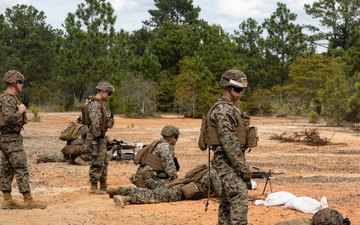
[84,81,115,194]
[0,70,47,209]
[210,69,251,224]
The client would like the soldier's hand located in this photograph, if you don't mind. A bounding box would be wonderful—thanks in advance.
[18,103,26,113]
[242,170,252,182]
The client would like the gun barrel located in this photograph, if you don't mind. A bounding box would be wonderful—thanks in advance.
[251,172,271,179]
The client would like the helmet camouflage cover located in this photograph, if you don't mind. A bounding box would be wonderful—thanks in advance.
[311,208,344,225]
[219,69,248,88]
[161,125,180,137]
[96,81,114,92]
[3,70,25,84]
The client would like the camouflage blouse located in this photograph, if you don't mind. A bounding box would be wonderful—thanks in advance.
[0,92,26,133]
[137,138,178,180]
[210,97,248,177]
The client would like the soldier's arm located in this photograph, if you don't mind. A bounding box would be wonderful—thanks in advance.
[2,96,23,124]
[157,143,178,180]
[88,102,103,137]
[215,105,248,174]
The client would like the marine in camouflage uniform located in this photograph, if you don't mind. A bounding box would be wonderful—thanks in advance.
[0,70,46,209]
[86,81,115,194]
[35,123,91,165]
[275,208,350,225]
[131,125,180,189]
[311,208,349,225]
[210,70,251,225]
[35,152,91,165]
[107,167,222,207]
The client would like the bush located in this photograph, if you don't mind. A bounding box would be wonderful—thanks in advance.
[309,111,319,123]
[31,106,41,122]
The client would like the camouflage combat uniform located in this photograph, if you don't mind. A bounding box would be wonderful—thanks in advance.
[36,152,91,163]
[311,208,347,225]
[275,208,349,225]
[118,168,221,204]
[87,97,113,184]
[36,125,91,164]
[0,92,30,193]
[211,97,249,225]
[136,139,178,189]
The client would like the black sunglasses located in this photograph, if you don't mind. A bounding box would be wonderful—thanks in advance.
[233,87,243,93]
[174,135,179,140]
[106,91,112,96]
[17,80,24,85]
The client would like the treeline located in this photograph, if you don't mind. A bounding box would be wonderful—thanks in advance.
[1,0,360,124]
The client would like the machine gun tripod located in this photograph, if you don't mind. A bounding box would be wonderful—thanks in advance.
[251,167,284,195]
[106,139,137,160]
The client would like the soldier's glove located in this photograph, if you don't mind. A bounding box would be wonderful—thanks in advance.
[241,170,252,182]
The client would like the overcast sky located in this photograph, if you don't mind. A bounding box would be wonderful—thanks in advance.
[1,0,319,32]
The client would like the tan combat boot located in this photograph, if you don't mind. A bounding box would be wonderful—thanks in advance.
[23,192,47,209]
[113,195,131,208]
[99,181,107,191]
[74,157,88,166]
[89,183,106,194]
[1,192,23,209]
[35,155,43,163]
[106,186,118,198]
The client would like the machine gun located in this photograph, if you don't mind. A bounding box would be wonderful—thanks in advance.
[106,139,137,160]
[251,167,284,195]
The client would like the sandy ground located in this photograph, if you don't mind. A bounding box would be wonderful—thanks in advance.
[0,112,359,225]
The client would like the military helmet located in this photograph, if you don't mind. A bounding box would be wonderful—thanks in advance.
[219,69,247,88]
[311,208,344,225]
[96,81,114,92]
[3,70,25,84]
[161,125,180,137]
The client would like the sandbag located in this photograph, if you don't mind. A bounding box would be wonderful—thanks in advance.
[254,191,297,206]
[284,196,328,214]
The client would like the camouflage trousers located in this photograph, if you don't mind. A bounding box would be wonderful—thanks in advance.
[37,153,91,163]
[89,140,108,184]
[144,177,171,189]
[0,134,31,193]
[117,185,185,204]
[218,172,248,225]
[37,153,68,163]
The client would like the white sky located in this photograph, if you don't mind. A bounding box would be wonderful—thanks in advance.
[0,0,319,32]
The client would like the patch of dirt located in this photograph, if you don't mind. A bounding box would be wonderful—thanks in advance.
[0,113,359,225]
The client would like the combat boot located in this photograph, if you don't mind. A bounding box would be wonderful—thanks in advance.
[89,183,106,194]
[68,157,77,165]
[113,195,131,208]
[1,192,23,209]
[106,186,118,198]
[74,157,88,166]
[35,155,43,163]
[100,181,107,191]
[23,192,47,209]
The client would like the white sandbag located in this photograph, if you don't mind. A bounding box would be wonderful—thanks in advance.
[284,196,328,214]
[255,191,297,206]
[254,199,266,206]
[264,191,297,206]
